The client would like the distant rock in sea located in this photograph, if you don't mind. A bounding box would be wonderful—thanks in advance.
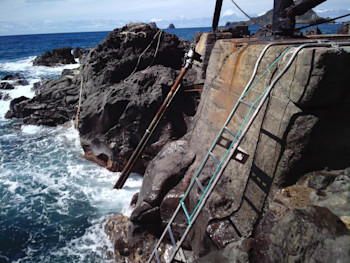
[167,23,175,29]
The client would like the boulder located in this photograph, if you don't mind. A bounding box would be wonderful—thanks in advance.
[0,82,14,90]
[105,213,162,263]
[33,47,77,66]
[2,74,29,85]
[1,74,29,89]
[5,96,30,119]
[250,206,350,263]
[5,75,79,125]
[130,139,195,233]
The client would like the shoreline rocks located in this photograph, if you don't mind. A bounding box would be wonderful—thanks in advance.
[5,23,202,174]
[1,74,29,90]
[33,46,77,67]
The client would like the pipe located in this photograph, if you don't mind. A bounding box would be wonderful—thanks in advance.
[114,46,201,189]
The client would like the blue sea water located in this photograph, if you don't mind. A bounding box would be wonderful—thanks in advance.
[0,24,343,262]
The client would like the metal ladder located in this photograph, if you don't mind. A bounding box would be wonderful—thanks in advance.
[147,41,317,263]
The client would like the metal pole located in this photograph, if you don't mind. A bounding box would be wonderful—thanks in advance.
[114,46,201,189]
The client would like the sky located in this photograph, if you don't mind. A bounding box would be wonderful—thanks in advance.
[0,0,349,36]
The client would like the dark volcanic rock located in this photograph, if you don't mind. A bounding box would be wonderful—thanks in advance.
[5,73,80,125]
[0,82,14,90]
[130,139,195,232]
[72,47,88,60]
[2,74,29,85]
[149,22,157,28]
[80,23,188,94]
[33,47,77,67]
[78,23,197,172]
[105,213,165,263]
[5,96,30,119]
[1,74,29,89]
[167,23,175,29]
[6,23,199,174]
[250,206,350,263]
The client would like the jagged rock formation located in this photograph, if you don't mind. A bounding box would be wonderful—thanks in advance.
[0,74,29,90]
[5,69,80,125]
[6,23,201,173]
[112,36,350,261]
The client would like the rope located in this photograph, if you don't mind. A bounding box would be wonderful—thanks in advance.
[124,29,162,82]
[180,45,297,225]
[144,29,162,71]
[74,75,83,130]
[230,0,273,32]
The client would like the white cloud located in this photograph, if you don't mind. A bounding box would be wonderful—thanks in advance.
[223,9,238,17]
[150,18,163,23]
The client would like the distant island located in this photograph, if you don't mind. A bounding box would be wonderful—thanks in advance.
[167,23,175,29]
[226,9,328,27]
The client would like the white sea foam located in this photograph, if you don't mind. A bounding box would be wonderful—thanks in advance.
[0,56,79,80]
[0,53,141,262]
[0,56,80,119]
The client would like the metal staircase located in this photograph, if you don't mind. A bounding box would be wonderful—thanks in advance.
[147,40,337,263]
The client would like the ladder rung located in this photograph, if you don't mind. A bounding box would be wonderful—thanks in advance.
[240,99,256,109]
[167,227,177,248]
[180,201,192,226]
[224,127,240,139]
[209,152,220,165]
[155,249,160,263]
[195,178,205,193]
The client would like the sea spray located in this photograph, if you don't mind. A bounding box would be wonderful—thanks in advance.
[0,39,142,261]
[0,119,142,262]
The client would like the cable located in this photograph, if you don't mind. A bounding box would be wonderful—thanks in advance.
[230,0,272,32]
[295,13,350,31]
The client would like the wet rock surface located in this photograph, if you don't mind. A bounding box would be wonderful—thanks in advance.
[1,74,29,90]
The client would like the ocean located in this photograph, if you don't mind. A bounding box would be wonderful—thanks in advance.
[0,23,343,262]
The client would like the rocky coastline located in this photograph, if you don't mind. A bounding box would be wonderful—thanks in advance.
[4,22,350,262]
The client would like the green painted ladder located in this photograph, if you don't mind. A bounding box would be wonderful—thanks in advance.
[147,41,315,263]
